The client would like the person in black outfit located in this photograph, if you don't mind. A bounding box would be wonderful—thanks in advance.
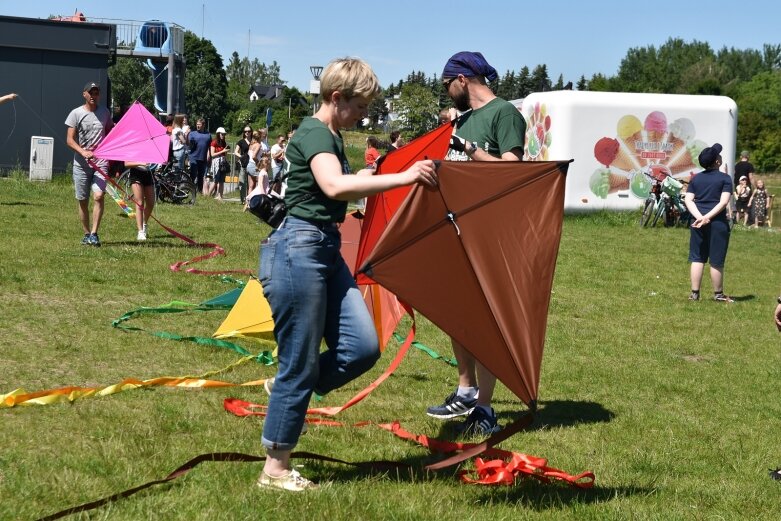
[734,150,755,188]
[234,126,252,203]
[684,143,734,303]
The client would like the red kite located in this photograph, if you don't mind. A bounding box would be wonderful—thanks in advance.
[355,122,453,284]
[339,212,406,350]
[359,160,570,409]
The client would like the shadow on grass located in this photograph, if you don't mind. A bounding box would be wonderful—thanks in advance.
[472,482,654,509]
[309,454,651,508]
[533,399,615,429]
[730,294,756,302]
[0,201,38,206]
[478,399,614,430]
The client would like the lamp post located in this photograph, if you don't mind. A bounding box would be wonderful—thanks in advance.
[310,65,323,115]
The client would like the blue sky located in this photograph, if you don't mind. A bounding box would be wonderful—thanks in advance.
[3,0,780,94]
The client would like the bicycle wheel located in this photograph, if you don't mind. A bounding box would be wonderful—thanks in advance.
[640,197,655,227]
[117,169,132,194]
[172,180,197,205]
[650,200,664,227]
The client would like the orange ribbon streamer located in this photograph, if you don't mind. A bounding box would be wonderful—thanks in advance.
[223,309,416,418]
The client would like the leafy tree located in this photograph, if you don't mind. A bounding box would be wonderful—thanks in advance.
[517,66,534,97]
[587,73,611,91]
[108,57,154,113]
[394,83,439,138]
[732,71,781,171]
[405,71,428,88]
[717,46,766,85]
[496,70,517,100]
[761,44,781,70]
[576,75,588,91]
[613,38,715,93]
[183,31,227,127]
[224,52,288,132]
[367,95,389,127]
[530,64,551,92]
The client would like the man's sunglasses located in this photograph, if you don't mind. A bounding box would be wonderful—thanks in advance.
[442,77,457,90]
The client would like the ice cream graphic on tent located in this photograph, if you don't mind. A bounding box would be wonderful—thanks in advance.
[589,110,701,200]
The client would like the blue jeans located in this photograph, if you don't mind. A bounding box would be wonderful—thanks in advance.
[173,148,186,171]
[259,216,380,451]
[189,159,208,192]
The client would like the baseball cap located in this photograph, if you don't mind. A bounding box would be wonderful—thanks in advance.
[83,82,100,92]
[216,127,226,134]
[698,143,723,168]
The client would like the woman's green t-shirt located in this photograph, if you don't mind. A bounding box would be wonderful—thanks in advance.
[284,117,351,223]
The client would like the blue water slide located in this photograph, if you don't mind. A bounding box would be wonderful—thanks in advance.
[145,59,168,113]
[135,21,172,113]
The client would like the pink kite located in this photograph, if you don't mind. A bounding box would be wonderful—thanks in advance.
[93,101,170,164]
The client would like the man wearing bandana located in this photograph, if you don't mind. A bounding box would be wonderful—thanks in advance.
[428,51,526,436]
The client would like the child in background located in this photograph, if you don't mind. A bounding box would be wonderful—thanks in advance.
[734,176,752,225]
[125,162,155,241]
[748,179,770,227]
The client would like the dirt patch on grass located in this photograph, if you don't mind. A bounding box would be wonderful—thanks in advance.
[680,353,716,363]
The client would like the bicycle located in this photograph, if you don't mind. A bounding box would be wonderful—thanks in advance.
[639,167,689,228]
[118,162,197,206]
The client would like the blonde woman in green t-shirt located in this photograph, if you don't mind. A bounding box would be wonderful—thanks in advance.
[256,57,437,492]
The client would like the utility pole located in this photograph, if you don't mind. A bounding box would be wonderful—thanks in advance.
[310,65,323,116]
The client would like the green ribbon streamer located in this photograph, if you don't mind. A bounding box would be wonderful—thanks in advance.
[112,300,274,365]
[392,333,457,366]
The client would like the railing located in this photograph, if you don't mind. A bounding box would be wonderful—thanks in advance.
[87,18,184,56]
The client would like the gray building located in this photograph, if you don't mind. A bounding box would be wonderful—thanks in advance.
[0,15,116,173]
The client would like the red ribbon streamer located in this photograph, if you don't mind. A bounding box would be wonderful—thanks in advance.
[376,421,595,488]
[88,160,253,276]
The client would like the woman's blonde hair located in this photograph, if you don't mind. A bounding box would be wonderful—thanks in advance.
[320,57,381,102]
[173,114,185,127]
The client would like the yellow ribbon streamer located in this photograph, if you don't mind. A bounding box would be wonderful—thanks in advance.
[2,356,269,408]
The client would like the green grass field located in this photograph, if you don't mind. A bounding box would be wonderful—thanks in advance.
[1,171,781,520]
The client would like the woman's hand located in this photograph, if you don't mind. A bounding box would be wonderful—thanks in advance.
[403,160,438,188]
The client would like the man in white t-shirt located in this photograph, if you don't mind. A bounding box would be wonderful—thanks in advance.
[65,81,113,247]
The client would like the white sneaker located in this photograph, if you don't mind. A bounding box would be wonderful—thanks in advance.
[137,229,147,241]
[256,469,318,492]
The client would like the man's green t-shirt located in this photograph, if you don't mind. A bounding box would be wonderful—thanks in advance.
[445,97,526,161]
[284,117,351,223]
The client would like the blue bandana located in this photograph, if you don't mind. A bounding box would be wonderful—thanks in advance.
[442,51,498,82]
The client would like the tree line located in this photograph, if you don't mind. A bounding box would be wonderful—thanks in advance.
[109,35,781,172]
